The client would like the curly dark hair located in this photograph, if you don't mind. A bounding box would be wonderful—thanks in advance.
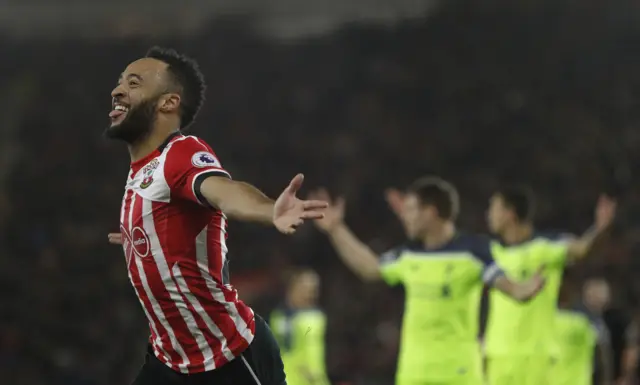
[146,46,206,130]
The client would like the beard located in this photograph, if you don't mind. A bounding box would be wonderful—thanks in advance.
[104,96,159,144]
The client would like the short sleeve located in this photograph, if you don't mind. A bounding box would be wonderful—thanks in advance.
[470,237,505,285]
[379,247,404,286]
[164,136,231,206]
[540,234,572,268]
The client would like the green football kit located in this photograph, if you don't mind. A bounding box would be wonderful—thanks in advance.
[551,307,608,385]
[379,233,505,385]
[484,234,569,385]
[270,307,330,385]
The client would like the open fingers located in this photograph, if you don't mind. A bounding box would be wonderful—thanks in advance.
[284,219,303,234]
[300,210,325,220]
[303,200,329,210]
[108,233,123,245]
[287,173,305,194]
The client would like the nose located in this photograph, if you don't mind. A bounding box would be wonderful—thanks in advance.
[111,84,125,99]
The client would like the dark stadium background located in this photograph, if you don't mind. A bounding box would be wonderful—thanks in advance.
[1,0,639,384]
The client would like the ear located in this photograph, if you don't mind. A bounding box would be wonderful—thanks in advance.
[158,93,181,113]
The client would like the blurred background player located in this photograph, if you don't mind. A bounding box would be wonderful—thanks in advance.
[309,177,545,385]
[270,269,330,385]
[483,186,617,385]
[552,277,613,385]
[614,315,639,385]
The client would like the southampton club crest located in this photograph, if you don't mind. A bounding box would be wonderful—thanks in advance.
[140,159,160,189]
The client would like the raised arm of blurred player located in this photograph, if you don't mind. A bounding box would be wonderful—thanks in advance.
[566,195,617,262]
[200,173,327,234]
[308,189,382,282]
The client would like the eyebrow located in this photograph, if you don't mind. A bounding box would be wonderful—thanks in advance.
[118,73,143,83]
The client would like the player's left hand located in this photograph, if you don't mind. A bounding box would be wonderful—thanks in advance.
[384,187,405,219]
[108,233,123,245]
[273,173,328,235]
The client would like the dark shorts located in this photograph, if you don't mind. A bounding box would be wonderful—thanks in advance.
[132,315,286,385]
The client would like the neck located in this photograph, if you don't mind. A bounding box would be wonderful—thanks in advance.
[128,117,180,163]
[501,222,534,245]
[422,221,456,249]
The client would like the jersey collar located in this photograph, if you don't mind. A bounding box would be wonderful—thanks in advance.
[130,130,183,175]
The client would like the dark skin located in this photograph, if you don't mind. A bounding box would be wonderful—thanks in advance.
[107,58,327,244]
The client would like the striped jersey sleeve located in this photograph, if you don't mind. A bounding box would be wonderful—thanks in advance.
[164,136,231,206]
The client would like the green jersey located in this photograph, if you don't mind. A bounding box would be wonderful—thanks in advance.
[379,233,504,383]
[552,307,607,385]
[485,234,569,356]
[270,307,330,385]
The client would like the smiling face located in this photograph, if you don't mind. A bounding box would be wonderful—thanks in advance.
[105,58,172,143]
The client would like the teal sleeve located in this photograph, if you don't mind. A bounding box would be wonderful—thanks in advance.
[379,247,403,286]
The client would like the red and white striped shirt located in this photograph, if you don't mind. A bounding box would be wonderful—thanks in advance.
[119,133,255,374]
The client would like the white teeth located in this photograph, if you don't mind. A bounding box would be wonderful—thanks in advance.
[114,105,128,112]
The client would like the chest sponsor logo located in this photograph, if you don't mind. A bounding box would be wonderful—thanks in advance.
[120,224,151,266]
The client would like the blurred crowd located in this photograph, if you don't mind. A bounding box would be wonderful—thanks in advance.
[2,0,640,384]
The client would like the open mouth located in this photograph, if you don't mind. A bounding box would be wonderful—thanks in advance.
[109,103,130,123]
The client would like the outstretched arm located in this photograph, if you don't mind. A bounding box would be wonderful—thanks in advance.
[566,195,617,262]
[325,223,382,282]
[199,176,274,223]
[109,174,327,244]
[309,189,382,282]
[200,173,327,234]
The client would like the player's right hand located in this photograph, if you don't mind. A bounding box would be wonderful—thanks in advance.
[108,233,123,245]
[307,188,345,233]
